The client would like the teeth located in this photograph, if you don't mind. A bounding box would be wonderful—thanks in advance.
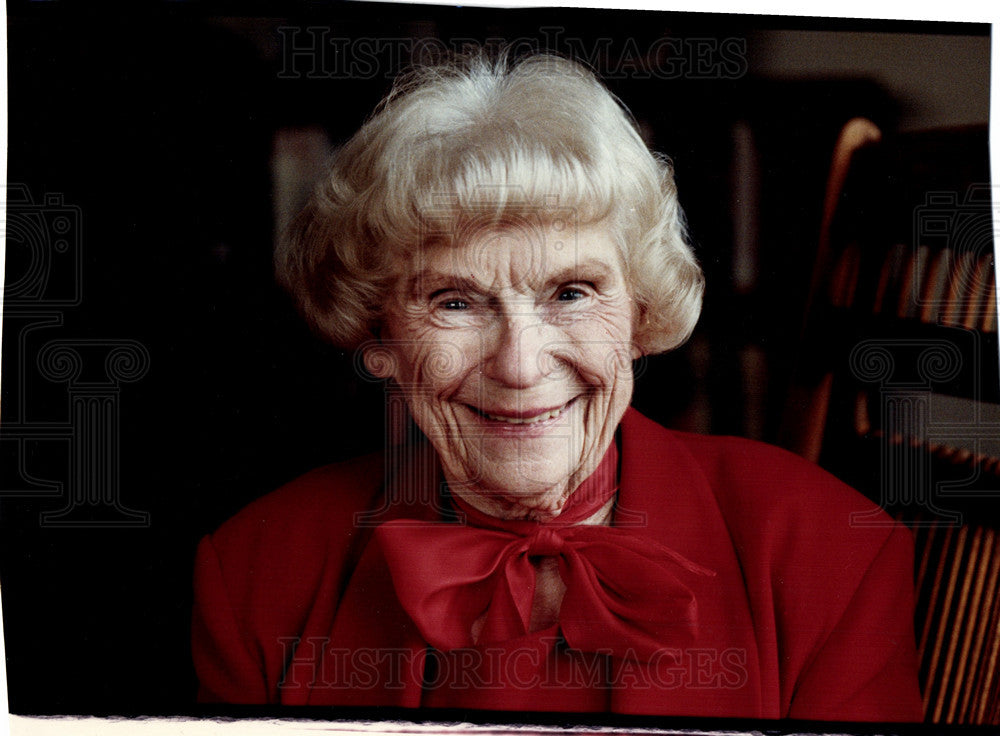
[483,406,564,424]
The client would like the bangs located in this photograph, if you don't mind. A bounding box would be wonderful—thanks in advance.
[370,136,618,254]
[355,53,636,252]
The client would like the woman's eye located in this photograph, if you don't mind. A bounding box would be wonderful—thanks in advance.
[557,287,587,302]
[440,299,468,310]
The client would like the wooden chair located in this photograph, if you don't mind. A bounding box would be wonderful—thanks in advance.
[779,119,998,723]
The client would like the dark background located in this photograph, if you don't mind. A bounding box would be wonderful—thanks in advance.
[1,1,991,715]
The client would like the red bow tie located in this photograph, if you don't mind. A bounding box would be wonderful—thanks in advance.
[374,446,716,662]
[376,520,715,661]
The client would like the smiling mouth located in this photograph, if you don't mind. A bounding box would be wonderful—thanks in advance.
[469,399,575,425]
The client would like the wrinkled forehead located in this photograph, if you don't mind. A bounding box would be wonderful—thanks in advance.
[403,216,622,295]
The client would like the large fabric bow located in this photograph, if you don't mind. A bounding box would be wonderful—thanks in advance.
[375,519,716,662]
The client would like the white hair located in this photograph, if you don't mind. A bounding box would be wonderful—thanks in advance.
[278,51,703,355]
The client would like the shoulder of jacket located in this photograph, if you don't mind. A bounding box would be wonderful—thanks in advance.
[625,410,902,557]
[668,429,893,527]
[207,451,385,563]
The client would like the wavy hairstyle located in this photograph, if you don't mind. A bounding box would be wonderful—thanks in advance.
[277,51,703,355]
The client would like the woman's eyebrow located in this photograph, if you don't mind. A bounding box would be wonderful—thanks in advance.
[542,259,616,288]
[405,259,616,296]
[405,270,480,297]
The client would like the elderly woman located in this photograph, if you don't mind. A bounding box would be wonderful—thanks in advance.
[192,52,922,720]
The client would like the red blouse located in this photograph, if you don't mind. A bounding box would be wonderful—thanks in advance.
[192,408,923,721]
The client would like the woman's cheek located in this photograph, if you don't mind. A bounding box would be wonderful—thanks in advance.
[568,312,635,385]
[402,338,478,411]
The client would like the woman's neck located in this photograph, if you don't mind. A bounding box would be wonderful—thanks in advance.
[446,440,620,526]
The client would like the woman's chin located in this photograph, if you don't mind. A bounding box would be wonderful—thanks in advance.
[467,482,575,521]
[435,396,607,519]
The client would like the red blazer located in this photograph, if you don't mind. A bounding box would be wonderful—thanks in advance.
[192,408,922,721]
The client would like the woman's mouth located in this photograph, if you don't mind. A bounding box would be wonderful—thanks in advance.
[467,398,576,426]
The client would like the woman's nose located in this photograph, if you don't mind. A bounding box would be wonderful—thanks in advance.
[482,314,554,388]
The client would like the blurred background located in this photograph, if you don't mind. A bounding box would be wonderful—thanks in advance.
[1,0,993,718]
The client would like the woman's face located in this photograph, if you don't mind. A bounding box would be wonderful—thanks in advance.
[372,221,636,520]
